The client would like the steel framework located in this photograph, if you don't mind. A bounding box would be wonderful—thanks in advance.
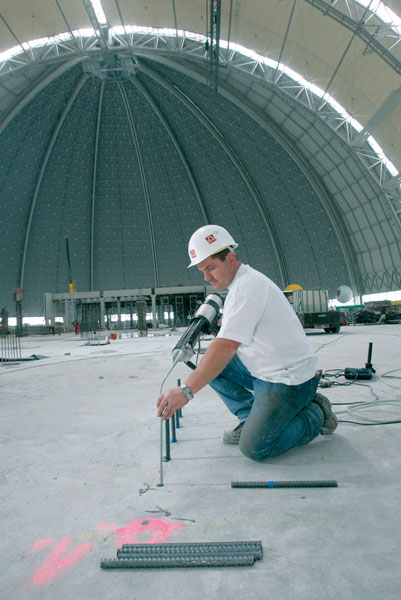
[1,20,400,230]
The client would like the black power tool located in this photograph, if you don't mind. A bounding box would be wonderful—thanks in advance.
[344,342,376,380]
[172,293,223,366]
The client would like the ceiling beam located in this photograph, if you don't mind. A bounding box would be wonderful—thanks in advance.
[114,0,127,35]
[136,53,363,295]
[138,60,289,288]
[0,12,32,62]
[129,74,210,225]
[172,0,179,50]
[0,58,83,134]
[272,0,297,83]
[118,82,160,288]
[305,0,401,76]
[19,74,88,289]
[54,0,80,50]
[352,88,401,146]
[82,0,109,50]
[90,80,104,291]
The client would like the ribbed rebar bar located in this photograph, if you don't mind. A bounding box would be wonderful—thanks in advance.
[121,541,262,553]
[171,412,177,442]
[164,418,171,462]
[176,379,183,419]
[231,480,338,488]
[101,554,255,568]
[117,546,263,560]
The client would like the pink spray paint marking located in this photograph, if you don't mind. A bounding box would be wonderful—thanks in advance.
[31,536,93,586]
[31,538,53,551]
[29,518,184,586]
[111,518,185,546]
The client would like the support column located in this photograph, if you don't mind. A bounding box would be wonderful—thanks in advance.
[64,299,69,333]
[117,298,121,329]
[151,293,157,329]
[44,293,55,326]
[100,298,105,330]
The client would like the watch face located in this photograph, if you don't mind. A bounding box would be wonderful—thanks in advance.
[182,386,190,394]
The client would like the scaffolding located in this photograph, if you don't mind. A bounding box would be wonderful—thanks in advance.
[79,302,108,346]
[136,299,147,336]
[45,286,216,333]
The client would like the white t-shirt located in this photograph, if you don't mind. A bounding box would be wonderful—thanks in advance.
[217,264,317,385]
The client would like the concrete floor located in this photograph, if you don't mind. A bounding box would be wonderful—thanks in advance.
[1,324,401,599]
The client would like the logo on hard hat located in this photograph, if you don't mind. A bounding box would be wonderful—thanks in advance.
[190,249,197,258]
[205,234,216,244]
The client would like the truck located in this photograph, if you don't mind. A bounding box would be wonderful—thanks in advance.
[283,288,345,334]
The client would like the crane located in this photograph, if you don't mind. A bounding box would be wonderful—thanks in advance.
[65,236,76,293]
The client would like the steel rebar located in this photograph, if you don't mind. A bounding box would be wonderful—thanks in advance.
[164,418,171,462]
[101,554,255,568]
[121,541,262,553]
[117,545,262,560]
[171,412,177,442]
[0,332,22,364]
[231,480,338,488]
[176,379,183,419]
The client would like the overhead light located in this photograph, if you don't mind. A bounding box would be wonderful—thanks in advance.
[89,0,107,25]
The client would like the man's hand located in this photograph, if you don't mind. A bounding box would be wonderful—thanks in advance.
[157,387,188,420]
[211,318,222,337]
[156,337,240,420]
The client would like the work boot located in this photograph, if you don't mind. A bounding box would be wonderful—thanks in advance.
[313,393,338,434]
[223,421,245,444]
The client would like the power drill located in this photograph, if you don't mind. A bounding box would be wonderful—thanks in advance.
[344,342,376,380]
[172,293,223,366]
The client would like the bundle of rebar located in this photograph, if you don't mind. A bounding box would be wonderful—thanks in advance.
[0,332,21,364]
[100,541,263,569]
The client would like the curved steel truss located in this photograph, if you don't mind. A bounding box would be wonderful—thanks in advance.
[1,23,400,227]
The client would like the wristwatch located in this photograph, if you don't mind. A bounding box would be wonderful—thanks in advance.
[180,385,193,401]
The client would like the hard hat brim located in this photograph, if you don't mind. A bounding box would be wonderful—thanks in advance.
[187,244,238,268]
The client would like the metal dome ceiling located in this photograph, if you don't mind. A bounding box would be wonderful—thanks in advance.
[0,0,400,316]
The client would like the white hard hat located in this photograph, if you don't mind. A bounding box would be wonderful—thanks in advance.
[187,225,238,267]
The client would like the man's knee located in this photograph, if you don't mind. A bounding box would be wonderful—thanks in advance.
[239,437,276,462]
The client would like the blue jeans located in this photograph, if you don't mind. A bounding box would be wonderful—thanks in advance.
[209,354,324,461]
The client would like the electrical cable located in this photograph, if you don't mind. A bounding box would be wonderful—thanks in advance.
[332,401,365,405]
[335,396,401,425]
[382,368,401,378]
[314,334,345,354]
[319,368,358,387]
[319,364,401,426]
[338,419,401,426]
[380,368,401,392]
[346,381,380,401]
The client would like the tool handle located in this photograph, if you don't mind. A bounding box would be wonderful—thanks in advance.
[366,342,373,366]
